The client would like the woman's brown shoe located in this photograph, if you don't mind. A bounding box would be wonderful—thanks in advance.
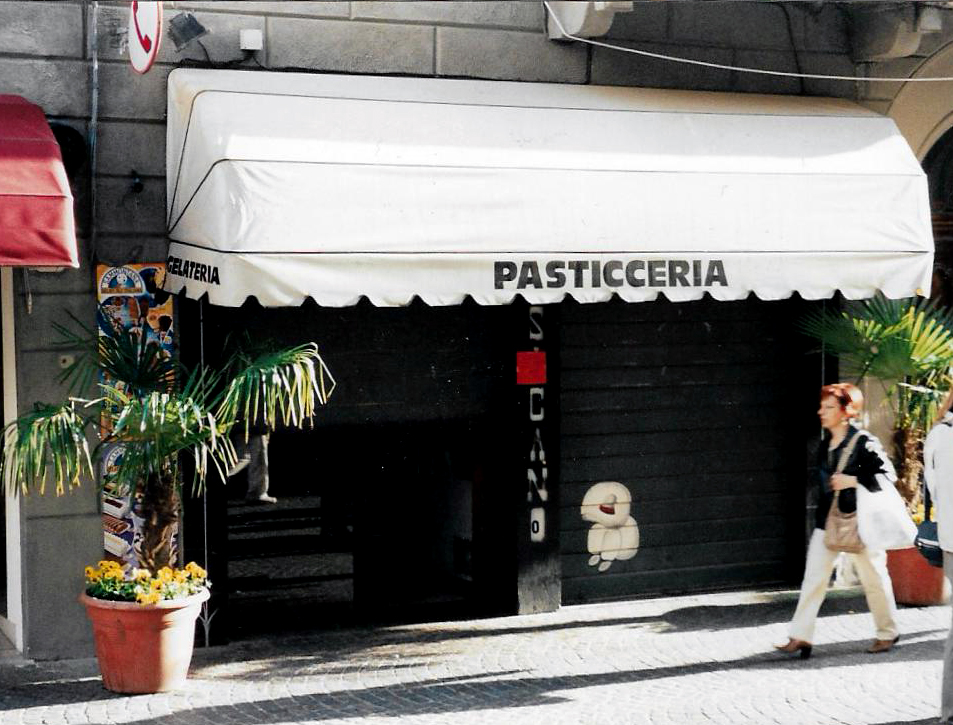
[774,638,812,659]
[867,635,900,654]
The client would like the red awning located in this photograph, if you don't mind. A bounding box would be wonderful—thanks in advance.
[0,95,78,267]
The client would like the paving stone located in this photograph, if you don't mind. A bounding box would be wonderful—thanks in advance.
[0,586,948,724]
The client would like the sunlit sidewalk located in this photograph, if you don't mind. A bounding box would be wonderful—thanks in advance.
[0,587,948,725]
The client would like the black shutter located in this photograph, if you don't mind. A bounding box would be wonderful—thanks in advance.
[559,296,811,603]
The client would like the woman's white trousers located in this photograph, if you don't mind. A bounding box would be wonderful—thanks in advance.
[789,528,898,643]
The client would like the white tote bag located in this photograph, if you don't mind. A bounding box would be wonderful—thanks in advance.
[856,476,918,551]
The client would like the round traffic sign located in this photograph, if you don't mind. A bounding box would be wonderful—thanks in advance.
[128,1,162,74]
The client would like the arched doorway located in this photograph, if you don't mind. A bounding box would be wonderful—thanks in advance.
[887,41,953,161]
[923,125,953,307]
[886,41,953,304]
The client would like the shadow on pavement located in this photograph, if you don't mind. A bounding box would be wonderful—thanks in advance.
[10,638,946,724]
[0,640,942,725]
[1,588,946,717]
[0,668,110,709]
[191,629,947,680]
[225,588,921,648]
[1,633,946,719]
[650,588,868,632]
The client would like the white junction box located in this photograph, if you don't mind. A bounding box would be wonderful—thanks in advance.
[240,28,263,51]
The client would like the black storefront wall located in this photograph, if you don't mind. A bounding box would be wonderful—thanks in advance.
[181,297,526,637]
[180,291,818,638]
[558,296,817,604]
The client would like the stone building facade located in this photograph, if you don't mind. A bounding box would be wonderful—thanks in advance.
[1,0,952,659]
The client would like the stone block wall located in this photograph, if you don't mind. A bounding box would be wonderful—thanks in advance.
[599,1,860,96]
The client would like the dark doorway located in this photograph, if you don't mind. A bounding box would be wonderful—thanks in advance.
[923,124,953,308]
[223,436,355,637]
[180,297,514,640]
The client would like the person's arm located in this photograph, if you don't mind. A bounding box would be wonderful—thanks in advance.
[846,432,894,492]
[925,424,941,501]
[833,432,894,493]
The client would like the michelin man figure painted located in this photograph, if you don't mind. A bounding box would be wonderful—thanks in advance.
[581,481,640,572]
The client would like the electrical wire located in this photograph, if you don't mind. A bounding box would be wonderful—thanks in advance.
[542,0,953,83]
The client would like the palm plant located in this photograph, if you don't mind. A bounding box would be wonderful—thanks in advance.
[1,307,334,572]
[800,294,953,507]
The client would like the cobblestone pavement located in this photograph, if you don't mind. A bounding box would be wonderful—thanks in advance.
[0,587,949,725]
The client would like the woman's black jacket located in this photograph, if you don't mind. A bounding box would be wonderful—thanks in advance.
[810,425,896,531]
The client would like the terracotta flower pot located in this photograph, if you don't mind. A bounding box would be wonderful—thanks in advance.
[886,547,950,606]
[80,588,209,693]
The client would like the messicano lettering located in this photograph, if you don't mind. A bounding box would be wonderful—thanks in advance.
[493,259,728,290]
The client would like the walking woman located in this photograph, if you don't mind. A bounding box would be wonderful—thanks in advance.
[775,382,900,659]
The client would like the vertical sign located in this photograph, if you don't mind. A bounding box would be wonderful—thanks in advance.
[517,305,549,543]
[97,263,175,565]
[515,302,561,613]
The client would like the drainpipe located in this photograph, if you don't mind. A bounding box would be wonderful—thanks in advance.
[88,1,100,266]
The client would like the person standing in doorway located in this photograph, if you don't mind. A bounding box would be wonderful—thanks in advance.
[924,390,953,724]
[775,382,900,659]
[229,424,277,504]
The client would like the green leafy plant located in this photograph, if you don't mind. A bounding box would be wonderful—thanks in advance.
[800,294,953,506]
[85,559,209,605]
[1,306,335,576]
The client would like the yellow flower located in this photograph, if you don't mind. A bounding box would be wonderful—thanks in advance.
[136,591,160,605]
[133,568,152,582]
[83,560,208,603]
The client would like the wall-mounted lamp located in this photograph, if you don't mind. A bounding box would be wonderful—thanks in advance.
[168,12,209,52]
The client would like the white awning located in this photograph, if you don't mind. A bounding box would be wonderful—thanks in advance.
[164,68,933,308]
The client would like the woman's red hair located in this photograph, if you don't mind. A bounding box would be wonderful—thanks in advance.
[820,383,864,418]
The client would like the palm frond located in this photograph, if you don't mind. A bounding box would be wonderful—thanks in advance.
[799,293,953,433]
[52,307,180,398]
[96,308,179,396]
[1,402,94,496]
[104,385,236,496]
[216,342,335,435]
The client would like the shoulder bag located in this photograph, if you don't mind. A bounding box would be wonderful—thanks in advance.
[915,481,944,567]
[856,474,917,551]
[823,432,865,553]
